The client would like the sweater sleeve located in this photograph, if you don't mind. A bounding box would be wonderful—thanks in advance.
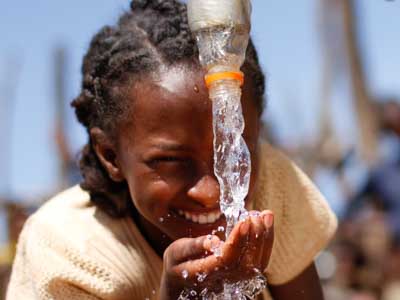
[6,215,127,300]
[6,186,163,300]
[254,143,338,285]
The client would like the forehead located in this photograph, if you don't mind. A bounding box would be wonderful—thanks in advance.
[117,65,210,145]
[136,65,210,126]
[117,63,259,149]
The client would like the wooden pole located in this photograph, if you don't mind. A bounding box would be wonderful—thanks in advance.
[53,47,70,188]
[341,0,379,164]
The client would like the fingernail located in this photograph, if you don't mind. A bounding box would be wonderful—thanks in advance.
[263,213,274,228]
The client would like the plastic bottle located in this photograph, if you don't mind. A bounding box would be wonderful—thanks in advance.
[187,0,251,74]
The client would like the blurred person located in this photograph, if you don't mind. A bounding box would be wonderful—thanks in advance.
[323,217,389,300]
[345,100,400,240]
[322,237,365,300]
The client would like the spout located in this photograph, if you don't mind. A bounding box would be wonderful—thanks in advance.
[187,0,252,76]
[187,0,251,33]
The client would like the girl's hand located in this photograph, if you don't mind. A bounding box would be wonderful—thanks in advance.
[159,210,274,299]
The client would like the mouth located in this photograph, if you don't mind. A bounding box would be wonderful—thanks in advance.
[175,209,222,225]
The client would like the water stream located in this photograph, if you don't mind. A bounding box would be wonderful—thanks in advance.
[182,1,268,298]
[210,80,250,237]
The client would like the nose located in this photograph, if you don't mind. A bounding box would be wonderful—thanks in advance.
[187,175,220,208]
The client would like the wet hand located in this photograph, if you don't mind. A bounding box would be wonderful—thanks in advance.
[159,210,274,299]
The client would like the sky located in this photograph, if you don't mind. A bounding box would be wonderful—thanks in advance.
[0,0,399,204]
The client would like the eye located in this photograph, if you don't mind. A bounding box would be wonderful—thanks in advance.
[147,156,190,168]
[152,156,183,163]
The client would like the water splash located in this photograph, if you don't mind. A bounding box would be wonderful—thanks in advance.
[196,272,208,282]
[210,240,223,257]
[179,273,267,300]
[182,270,189,279]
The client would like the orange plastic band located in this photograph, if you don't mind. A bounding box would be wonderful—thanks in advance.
[204,71,244,89]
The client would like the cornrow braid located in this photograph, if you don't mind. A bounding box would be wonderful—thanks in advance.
[71,0,266,218]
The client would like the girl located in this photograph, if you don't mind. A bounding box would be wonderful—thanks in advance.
[7,0,337,299]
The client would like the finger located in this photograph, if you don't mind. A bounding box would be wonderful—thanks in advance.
[176,220,251,276]
[167,235,220,266]
[234,212,265,271]
[249,211,265,242]
[248,212,266,268]
[260,210,274,272]
[177,219,251,277]
[175,249,220,279]
[222,218,251,265]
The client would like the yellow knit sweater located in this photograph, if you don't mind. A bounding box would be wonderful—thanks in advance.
[6,143,337,299]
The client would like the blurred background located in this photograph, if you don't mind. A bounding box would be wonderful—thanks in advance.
[0,0,399,299]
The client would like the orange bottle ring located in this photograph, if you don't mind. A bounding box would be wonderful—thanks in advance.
[204,71,244,89]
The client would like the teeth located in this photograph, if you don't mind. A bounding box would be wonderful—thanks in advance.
[207,212,218,223]
[192,214,199,222]
[176,209,222,224]
[199,215,207,224]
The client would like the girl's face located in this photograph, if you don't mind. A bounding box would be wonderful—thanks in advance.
[114,63,261,240]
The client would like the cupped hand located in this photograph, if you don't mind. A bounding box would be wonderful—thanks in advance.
[159,210,274,299]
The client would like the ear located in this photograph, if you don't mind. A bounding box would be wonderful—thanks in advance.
[90,127,125,182]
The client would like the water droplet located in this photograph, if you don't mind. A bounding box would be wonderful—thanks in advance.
[178,290,189,300]
[181,269,188,279]
[250,211,260,217]
[200,288,208,297]
[159,217,164,222]
[211,241,223,257]
[255,233,259,239]
[217,226,225,232]
[196,272,207,282]
[193,85,199,93]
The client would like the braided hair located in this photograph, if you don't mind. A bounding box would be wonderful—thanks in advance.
[71,0,266,218]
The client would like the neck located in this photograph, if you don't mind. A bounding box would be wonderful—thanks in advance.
[131,210,172,258]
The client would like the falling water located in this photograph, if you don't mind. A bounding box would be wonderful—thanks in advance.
[210,79,250,237]
[184,0,267,298]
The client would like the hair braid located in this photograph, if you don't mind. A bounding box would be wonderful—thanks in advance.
[71,0,266,218]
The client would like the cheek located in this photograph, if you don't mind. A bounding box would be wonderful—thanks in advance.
[247,149,260,201]
[127,173,174,220]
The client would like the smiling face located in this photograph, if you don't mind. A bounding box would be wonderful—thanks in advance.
[111,62,261,243]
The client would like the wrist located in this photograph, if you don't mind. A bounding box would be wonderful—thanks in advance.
[159,274,182,300]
